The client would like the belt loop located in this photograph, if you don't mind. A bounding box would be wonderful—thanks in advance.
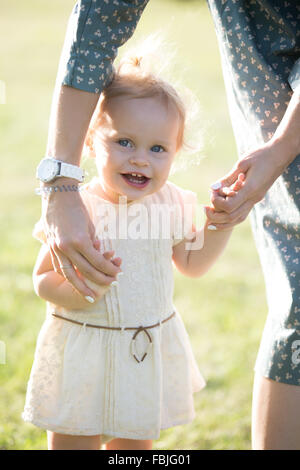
[158,319,162,341]
[82,322,87,333]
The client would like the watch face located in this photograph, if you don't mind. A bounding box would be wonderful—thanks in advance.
[37,159,59,183]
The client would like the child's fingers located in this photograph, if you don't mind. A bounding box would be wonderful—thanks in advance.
[103,250,122,268]
[231,172,246,191]
[93,237,101,251]
[230,181,244,193]
[111,257,122,267]
[218,173,246,198]
[220,187,236,197]
[96,235,122,269]
[103,250,115,259]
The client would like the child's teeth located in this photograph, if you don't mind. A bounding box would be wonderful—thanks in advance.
[129,174,144,180]
[123,173,148,184]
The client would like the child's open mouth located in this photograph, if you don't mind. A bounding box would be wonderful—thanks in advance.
[121,173,151,189]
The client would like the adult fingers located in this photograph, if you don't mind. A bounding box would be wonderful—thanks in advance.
[52,249,99,299]
[210,161,250,192]
[55,234,122,278]
[49,244,62,274]
[231,172,246,192]
[52,242,119,294]
[85,218,121,276]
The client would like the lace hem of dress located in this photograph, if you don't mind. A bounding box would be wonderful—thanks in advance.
[22,408,200,440]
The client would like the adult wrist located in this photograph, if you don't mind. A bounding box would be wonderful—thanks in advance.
[271,89,300,165]
[270,135,299,169]
[37,179,83,201]
[40,176,80,187]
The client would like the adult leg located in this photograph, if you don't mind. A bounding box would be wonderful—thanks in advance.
[252,373,300,450]
[47,431,102,450]
[105,438,153,450]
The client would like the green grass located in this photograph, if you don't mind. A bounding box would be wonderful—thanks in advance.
[0,0,267,450]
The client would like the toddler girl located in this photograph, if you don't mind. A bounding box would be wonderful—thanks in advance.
[22,52,244,450]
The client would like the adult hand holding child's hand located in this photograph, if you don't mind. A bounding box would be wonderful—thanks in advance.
[43,181,122,302]
[204,172,245,230]
[205,139,293,231]
[79,236,122,301]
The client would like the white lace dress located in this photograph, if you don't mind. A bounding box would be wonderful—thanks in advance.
[22,178,205,442]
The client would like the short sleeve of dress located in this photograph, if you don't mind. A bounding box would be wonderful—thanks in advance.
[164,182,198,247]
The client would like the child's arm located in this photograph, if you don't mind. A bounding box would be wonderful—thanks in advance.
[33,243,114,310]
[172,222,232,278]
[172,174,245,278]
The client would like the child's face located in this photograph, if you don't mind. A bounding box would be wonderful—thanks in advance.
[93,96,180,204]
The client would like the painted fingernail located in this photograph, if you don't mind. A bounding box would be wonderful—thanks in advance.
[111,281,118,287]
[117,272,124,277]
[85,296,95,303]
[207,225,217,231]
[211,182,222,190]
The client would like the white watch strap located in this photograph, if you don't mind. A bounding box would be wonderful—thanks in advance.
[58,160,85,182]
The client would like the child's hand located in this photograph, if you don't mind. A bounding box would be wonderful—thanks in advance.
[204,173,246,231]
[79,238,123,302]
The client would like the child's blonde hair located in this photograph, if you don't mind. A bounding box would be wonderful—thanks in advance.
[84,35,203,173]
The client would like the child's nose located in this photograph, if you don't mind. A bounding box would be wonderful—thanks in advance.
[129,154,149,166]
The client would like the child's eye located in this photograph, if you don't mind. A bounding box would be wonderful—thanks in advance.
[118,139,133,148]
[151,145,165,153]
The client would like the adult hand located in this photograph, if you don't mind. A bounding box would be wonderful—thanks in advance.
[205,139,291,230]
[42,178,122,301]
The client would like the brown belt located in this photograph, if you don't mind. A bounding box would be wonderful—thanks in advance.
[51,311,176,363]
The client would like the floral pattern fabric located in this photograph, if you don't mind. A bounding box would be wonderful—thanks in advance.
[207,0,300,385]
[59,0,149,93]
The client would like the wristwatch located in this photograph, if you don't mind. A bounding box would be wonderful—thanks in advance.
[36,157,85,183]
